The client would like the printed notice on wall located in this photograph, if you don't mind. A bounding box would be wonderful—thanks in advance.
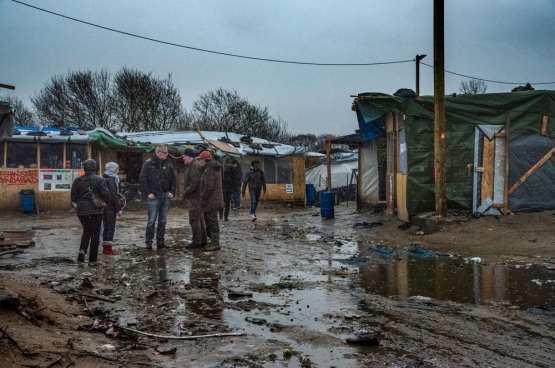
[286,184,293,194]
[39,169,73,191]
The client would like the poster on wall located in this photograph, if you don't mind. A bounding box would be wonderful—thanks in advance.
[286,184,293,194]
[39,169,73,191]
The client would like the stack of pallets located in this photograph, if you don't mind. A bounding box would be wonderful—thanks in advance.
[0,231,35,249]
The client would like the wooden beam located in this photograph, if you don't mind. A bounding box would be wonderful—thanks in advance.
[504,115,510,215]
[481,137,495,203]
[325,139,331,191]
[508,146,555,195]
[0,83,15,90]
[541,115,549,136]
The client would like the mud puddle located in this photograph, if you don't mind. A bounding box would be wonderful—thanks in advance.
[357,253,555,309]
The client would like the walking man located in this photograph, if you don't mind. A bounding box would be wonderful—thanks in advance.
[182,148,207,248]
[222,158,233,221]
[198,151,223,251]
[242,160,266,222]
[230,159,243,209]
[139,144,176,249]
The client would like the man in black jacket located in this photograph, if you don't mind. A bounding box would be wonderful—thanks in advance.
[139,144,177,249]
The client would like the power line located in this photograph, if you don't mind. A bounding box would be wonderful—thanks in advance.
[12,0,555,85]
[421,62,555,85]
[12,0,413,67]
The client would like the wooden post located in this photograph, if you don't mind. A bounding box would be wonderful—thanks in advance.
[325,139,332,191]
[434,0,447,218]
[503,114,510,215]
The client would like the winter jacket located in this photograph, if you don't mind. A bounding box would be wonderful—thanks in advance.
[231,165,243,189]
[222,166,234,191]
[199,159,224,213]
[139,154,177,197]
[242,168,266,195]
[71,160,111,216]
[103,174,123,211]
[183,158,203,209]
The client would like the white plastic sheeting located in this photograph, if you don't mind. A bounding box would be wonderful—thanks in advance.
[306,160,358,192]
[358,140,379,206]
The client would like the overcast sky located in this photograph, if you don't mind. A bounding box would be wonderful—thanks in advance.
[1,0,554,136]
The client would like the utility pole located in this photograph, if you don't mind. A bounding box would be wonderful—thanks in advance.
[0,84,15,90]
[415,54,426,96]
[433,0,447,217]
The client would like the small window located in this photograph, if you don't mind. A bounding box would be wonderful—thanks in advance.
[264,157,277,184]
[277,158,291,184]
[7,141,37,168]
[40,143,64,169]
[66,144,88,169]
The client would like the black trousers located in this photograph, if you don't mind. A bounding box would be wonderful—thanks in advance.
[223,187,232,219]
[102,209,117,243]
[78,214,103,262]
[204,211,220,238]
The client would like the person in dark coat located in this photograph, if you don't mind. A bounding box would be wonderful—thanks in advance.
[221,158,233,221]
[242,160,266,222]
[139,144,177,249]
[198,151,224,251]
[102,162,123,255]
[70,159,111,265]
[182,148,207,248]
[230,159,243,209]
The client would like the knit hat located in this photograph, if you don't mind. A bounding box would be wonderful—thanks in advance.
[198,151,212,160]
[183,148,196,158]
[105,162,119,172]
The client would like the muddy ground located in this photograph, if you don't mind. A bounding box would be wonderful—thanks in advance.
[1,201,555,367]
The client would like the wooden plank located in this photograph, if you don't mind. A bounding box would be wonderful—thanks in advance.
[492,203,505,208]
[504,116,510,215]
[481,137,495,203]
[541,115,549,136]
[508,146,555,195]
[494,133,506,138]
[206,140,240,155]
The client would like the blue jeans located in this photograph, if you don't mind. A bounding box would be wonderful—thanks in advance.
[145,194,170,244]
[249,188,261,215]
[231,187,241,208]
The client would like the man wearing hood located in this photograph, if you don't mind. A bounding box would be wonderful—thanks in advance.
[182,148,207,248]
[198,151,224,251]
[71,159,111,265]
[139,144,177,249]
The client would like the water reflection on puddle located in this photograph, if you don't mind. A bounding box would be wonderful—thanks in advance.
[358,254,555,309]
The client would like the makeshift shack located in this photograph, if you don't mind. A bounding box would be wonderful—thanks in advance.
[352,90,555,221]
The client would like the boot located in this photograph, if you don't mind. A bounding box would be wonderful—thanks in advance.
[103,242,116,255]
[204,232,220,251]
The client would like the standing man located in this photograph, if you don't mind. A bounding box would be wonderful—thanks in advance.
[182,148,207,248]
[221,158,233,221]
[139,144,176,249]
[242,160,266,222]
[198,151,224,251]
[230,159,243,209]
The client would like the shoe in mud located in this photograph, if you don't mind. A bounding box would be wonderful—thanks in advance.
[185,242,203,249]
[157,243,166,249]
[204,243,221,251]
[77,251,85,263]
[251,214,256,222]
[88,261,100,267]
[145,242,153,250]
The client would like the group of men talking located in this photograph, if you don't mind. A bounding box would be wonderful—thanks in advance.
[138,144,266,252]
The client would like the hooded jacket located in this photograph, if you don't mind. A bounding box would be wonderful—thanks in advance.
[183,158,203,208]
[199,158,224,212]
[103,173,123,211]
[139,154,177,197]
[70,159,111,216]
[242,167,266,195]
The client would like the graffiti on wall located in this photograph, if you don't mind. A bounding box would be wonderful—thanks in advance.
[0,170,39,185]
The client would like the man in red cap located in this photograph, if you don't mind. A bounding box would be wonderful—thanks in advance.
[198,150,224,251]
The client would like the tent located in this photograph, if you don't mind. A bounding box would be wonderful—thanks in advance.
[352,89,555,219]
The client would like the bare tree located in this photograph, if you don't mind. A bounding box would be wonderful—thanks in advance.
[32,69,115,129]
[113,68,182,132]
[0,95,36,126]
[459,78,488,94]
[187,88,287,141]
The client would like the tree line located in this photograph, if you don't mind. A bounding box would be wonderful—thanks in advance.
[1,67,335,151]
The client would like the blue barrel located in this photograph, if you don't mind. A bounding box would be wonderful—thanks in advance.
[320,191,334,218]
[305,184,315,203]
[19,190,35,213]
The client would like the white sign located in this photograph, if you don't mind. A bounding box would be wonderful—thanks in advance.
[285,184,293,194]
[39,169,73,191]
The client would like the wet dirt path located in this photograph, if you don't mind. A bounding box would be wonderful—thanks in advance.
[1,205,555,367]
